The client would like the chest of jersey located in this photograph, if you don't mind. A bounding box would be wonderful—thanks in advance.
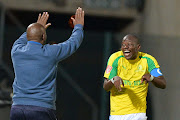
[117,58,149,81]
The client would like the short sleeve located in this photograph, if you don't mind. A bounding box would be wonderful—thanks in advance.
[144,55,160,73]
[104,53,122,79]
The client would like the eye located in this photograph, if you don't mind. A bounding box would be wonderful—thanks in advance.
[121,43,134,47]
[129,44,134,47]
[121,44,126,47]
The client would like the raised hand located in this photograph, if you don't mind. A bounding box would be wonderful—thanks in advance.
[71,7,84,26]
[37,12,51,29]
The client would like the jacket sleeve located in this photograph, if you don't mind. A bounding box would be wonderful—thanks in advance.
[54,24,84,62]
[11,32,28,52]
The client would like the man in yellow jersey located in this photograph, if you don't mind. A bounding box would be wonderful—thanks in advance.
[103,34,166,120]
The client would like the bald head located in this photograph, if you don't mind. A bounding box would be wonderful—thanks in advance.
[26,23,47,44]
[121,34,141,60]
[122,34,139,44]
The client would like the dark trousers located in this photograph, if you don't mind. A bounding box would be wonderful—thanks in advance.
[10,105,57,120]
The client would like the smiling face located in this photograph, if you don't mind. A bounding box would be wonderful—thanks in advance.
[121,34,141,60]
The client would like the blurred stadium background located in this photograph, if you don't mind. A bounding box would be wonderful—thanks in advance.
[0,0,179,120]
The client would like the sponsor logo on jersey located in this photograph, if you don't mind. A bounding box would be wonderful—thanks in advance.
[106,65,112,74]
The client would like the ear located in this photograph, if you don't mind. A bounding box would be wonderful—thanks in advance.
[137,44,141,51]
[42,34,45,41]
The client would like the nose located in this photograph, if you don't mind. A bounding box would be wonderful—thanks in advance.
[122,44,129,49]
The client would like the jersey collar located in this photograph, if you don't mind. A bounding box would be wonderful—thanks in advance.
[128,52,140,63]
[28,41,42,45]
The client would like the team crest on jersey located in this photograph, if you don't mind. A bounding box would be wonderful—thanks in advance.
[135,65,145,72]
[106,65,112,74]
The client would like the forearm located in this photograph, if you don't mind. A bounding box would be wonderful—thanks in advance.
[103,78,114,92]
[151,76,166,89]
[56,24,83,61]
[68,24,84,48]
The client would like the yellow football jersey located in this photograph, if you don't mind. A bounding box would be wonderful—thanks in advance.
[104,51,160,115]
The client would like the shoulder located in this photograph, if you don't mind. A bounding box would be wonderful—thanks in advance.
[109,51,124,60]
[44,44,60,49]
[107,51,124,65]
[43,44,61,55]
[139,52,160,70]
[139,52,157,62]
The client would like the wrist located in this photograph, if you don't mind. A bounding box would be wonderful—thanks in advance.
[150,75,154,81]
[110,78,115,84]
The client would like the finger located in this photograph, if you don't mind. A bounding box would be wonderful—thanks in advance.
[45,12,49,23]
[45,12,49,20]
[145,80,148,84]
[115,85,120,91]
[82,10,85,17]
[79,7,82,18]
[140,79,144,84]
[41,12,46,24]
[75,8,78,19]
[41,12,46,19]
[37,13,41,22]
[118,86,122,92]
[71,17,75,25]
[142,75,145,79]
[42,12,49,25]
[45,23,51,29]
[121,80,124,87]
[77,7,81,18]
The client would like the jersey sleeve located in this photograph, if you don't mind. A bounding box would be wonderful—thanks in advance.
[104,53,119,79]
[145,54,160,73]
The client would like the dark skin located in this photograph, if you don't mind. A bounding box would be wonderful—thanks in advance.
[26,7,84,45]
[26,12,50,45]
[141,74,166,89]
[26,23,47,45]
[103,34,166,92]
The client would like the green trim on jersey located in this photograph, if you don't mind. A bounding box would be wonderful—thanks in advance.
[141,56,156,72]
[109,55,124,79]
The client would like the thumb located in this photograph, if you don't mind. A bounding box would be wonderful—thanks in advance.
[120,80,124,87]
[71,17,75,25]
[45,23,51,29]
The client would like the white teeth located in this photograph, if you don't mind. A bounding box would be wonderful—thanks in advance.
[124,50,130,53]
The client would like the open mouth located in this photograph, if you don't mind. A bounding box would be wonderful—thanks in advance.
[124,50,131,56]
[123,50,131,57]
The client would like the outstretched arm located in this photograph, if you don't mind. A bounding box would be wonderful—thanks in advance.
[55,7,84,62]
